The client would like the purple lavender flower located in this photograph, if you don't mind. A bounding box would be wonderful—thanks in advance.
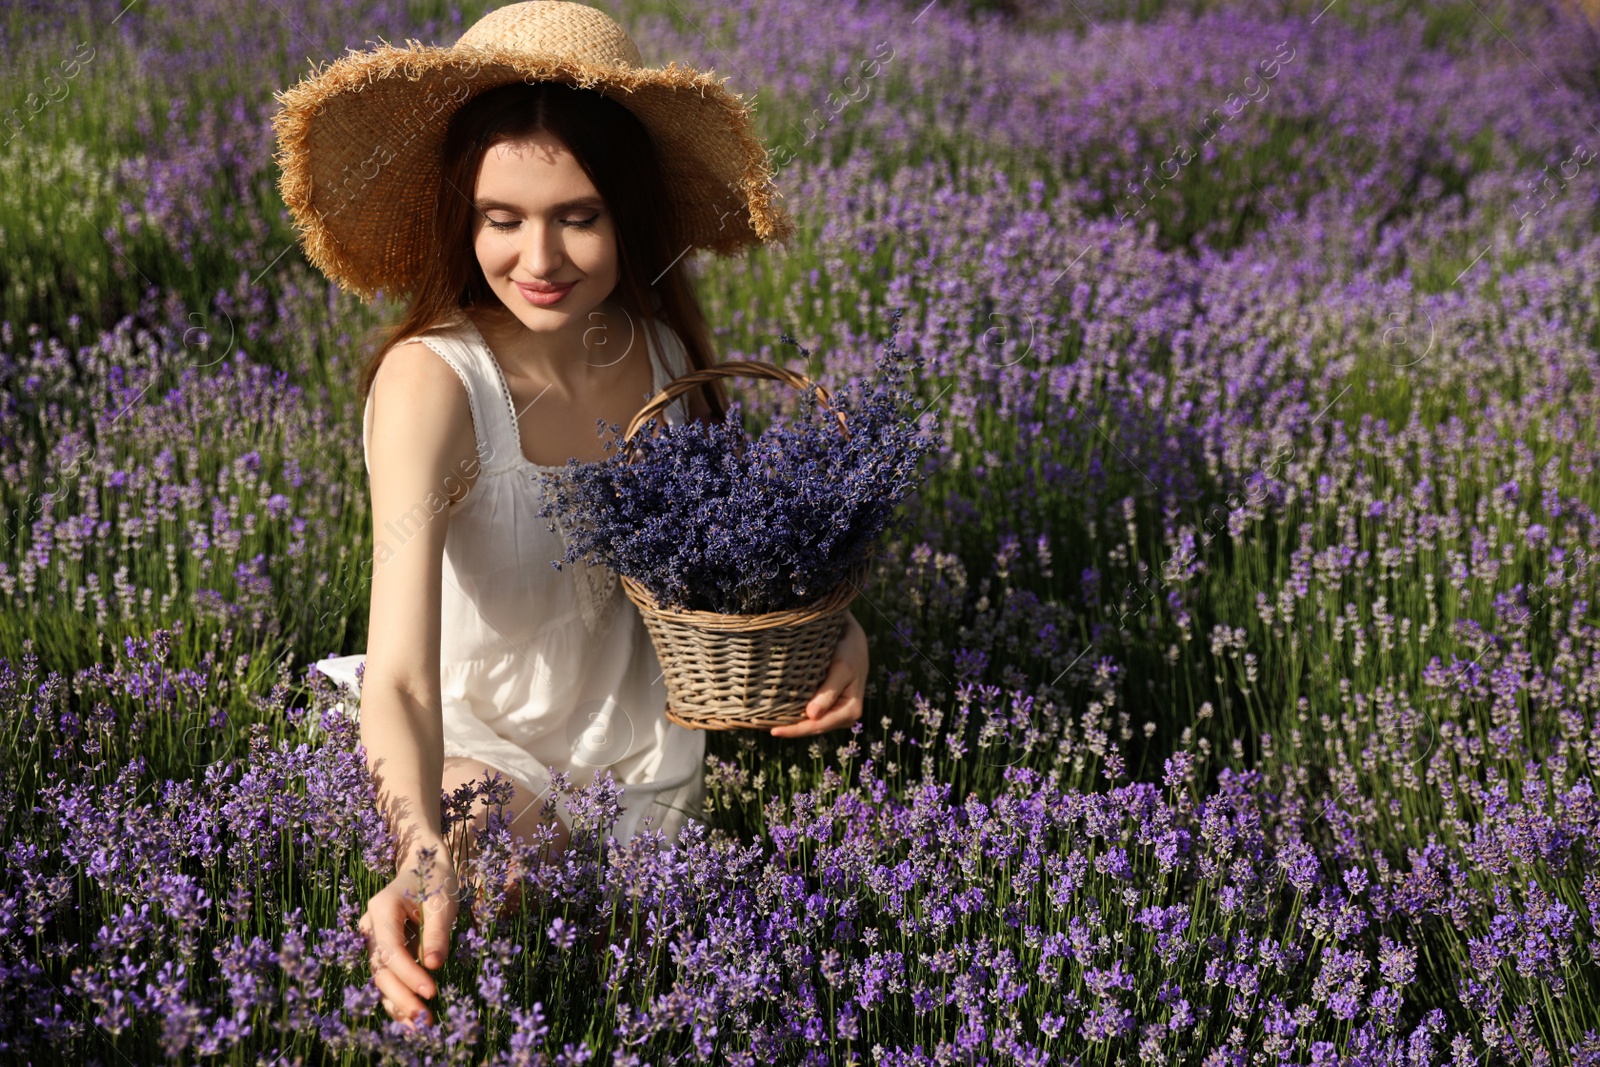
[537,311,938,613]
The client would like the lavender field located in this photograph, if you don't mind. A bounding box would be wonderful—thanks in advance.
[6,0,1600,1062]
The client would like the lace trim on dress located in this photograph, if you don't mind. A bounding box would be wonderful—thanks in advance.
[550,507,621,639]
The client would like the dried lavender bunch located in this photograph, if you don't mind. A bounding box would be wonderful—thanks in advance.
[537,310,938,614]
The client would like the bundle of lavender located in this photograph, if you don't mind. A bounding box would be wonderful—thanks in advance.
[536,310,938,616]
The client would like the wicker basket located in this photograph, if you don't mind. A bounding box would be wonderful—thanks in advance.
[616,360,870,730]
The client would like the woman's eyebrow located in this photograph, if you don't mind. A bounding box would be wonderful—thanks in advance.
[473,195,604,213]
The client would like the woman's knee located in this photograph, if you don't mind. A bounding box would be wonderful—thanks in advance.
[440,757,570,855]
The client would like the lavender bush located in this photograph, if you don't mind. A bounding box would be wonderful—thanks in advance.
[536,311,938,614]
[8,644,1600,1064]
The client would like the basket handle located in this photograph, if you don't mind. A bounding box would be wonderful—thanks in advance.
[622,361,850,454]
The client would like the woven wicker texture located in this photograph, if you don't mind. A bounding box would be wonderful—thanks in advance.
[271,1,795,303]
[461,1,644,64]
[617,360,866,730]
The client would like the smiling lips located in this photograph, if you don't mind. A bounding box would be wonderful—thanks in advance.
[516,279,576,305]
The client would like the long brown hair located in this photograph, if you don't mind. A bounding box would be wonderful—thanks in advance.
[354,79,728,421]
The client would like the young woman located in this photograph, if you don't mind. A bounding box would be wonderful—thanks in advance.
[272,2,870,1029]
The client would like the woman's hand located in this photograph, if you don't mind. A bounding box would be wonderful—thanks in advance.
[357,845,461,1028]
[772,610,869,738]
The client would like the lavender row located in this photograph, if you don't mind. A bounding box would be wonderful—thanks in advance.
[5,639,1599,1063]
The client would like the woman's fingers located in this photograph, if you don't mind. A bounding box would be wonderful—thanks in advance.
[813,697,862,732]
[771,705,856,737]
[771,680,862,737]
[772,608,871,736]
[360,860,465,1029]
[370,901,437,1000]
[803,658,852,719]
[775,650,863,737]
[374,963,430,1026]
[417,888,457,971]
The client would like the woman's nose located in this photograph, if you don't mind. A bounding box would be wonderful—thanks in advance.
[521,223,565,277]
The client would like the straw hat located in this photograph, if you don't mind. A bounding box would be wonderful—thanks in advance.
[270,1,795,303]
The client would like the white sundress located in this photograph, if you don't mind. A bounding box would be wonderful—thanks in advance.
[312,308,708,846]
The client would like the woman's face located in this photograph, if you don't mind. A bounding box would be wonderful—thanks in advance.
[470,130,620,333]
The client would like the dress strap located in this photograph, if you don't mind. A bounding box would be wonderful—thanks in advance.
[425,316,527,476]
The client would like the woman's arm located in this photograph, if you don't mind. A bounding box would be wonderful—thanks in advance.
[356,340,481,1026]
[362,340,477,864]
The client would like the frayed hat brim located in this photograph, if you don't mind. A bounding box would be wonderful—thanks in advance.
[271,32,795,302]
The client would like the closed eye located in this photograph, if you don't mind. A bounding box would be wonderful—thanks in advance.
[484,213,601,232]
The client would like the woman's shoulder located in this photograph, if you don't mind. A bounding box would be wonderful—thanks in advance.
[369,318,477,437]
[365,342,479,497]
[369,338,475,443]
